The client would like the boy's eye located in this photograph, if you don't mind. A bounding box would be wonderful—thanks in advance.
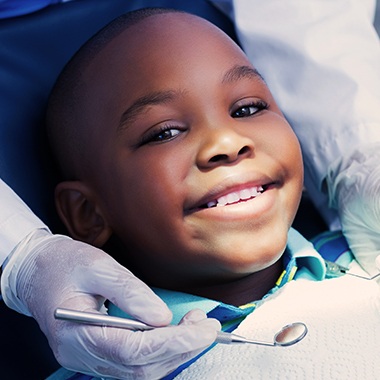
[231,100,268,118]
[154,128,181,141]
[139,125,183,146]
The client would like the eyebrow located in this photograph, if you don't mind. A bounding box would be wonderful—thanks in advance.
[118,65,264,132]
[118,90,178,132]
[222,65,265,84]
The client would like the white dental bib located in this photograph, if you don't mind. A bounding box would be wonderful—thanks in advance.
[176,268,380,379]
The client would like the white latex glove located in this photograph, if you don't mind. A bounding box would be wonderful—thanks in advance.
[374,255,380,315]
[1,230,220,379]
[327,143,380,276]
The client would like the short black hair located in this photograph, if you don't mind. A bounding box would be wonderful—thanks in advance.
[46,7,184,179]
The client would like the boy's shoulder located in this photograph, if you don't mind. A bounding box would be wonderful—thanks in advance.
[311,230,351,263]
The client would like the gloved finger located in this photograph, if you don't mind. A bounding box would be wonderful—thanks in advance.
[98,317,220,365]
[55,317,219,378]
[178,308,210,325]
[76,251,172,326]
[327,145,380,275]
[75,344,210,380]
[94,344,211,380]
[178,309,222,336]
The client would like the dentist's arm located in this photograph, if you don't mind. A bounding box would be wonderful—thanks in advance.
[1,179,219,379]
[227,0,380,274]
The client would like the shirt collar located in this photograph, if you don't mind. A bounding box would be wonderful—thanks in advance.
[286,227,326,281]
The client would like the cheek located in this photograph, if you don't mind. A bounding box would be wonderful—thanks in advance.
[282,133,304,222]
[285,132,304,190]
[264,121,303,179]
[102,149,193,235]
[135,148,192,202]
[268,118,300,153]
[259,121,304,219]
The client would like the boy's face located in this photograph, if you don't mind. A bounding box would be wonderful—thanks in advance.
[76,13,304,289]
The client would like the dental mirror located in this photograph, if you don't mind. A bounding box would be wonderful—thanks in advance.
[55,308,307,348]
[215,322,308,347]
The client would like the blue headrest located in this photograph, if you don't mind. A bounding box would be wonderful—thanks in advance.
[0,0,236,232]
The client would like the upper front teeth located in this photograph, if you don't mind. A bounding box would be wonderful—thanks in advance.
[207,186,264,208]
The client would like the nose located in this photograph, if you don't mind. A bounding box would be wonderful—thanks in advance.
[196,126,254,169]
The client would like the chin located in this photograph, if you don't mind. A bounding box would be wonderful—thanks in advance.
[221,232,287,269]
[216,246,284,277]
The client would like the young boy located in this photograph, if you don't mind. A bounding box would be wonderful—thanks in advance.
[46,8,380,380]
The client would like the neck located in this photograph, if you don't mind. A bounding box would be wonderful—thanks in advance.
[105,236,284,306]
[179,259,284,306]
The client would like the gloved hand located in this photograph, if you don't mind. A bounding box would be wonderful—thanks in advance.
[326,143,380,276]
[1,229,220,379]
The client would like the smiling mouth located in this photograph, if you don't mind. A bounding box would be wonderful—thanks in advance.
[199,185,266,209]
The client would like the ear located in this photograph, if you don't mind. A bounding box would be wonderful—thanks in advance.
[55,181,112,247]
